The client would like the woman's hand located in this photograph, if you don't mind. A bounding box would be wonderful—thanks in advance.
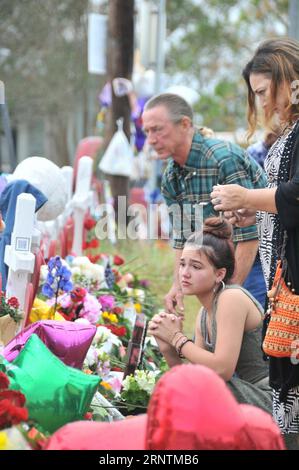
[211,184,249,211]
[223,209,257,227]
[148,312,178,353]
[148,311,183,344]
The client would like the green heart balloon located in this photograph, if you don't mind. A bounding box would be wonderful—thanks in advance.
[0,334,99,433]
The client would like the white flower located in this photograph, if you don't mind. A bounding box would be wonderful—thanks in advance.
[90,264,105,283]
[135,370,156,393]
[93,325,112,344]
[122,370,158,394]
[84,345,98,368]
[40,264,49,281]
[70,266,81,276]
[122,375,134,392]
[123,287,145,302]
[93,325,122,354]
[71,256,91,268]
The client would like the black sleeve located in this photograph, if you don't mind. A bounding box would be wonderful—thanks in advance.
[275,130,299,230]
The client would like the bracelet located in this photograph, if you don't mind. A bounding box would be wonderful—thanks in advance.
[174,334,187,348]
[170,330,183,346]
[173,333,186,349]
[177,337,193,359]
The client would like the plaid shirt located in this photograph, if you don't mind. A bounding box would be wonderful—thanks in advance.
[161,131,267,249]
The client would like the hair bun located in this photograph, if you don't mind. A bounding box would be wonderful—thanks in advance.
[203,217,232,240]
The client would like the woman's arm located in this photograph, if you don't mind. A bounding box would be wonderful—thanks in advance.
[211,185,278,213]
[152,291,248,381]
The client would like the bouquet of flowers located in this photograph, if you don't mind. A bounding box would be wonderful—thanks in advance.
[48,286,102,325]
[0,294,23,323]
[115,369,162,414]
[0,294,23,345]
[41,256,73,312]
[66,256,106,291]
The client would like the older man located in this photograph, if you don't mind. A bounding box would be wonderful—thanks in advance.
[142,93,267,314]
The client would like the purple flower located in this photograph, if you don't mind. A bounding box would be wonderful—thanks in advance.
[41,256,73,310]
[140,279,150,288]
[98,295,115,310]
[59,280,73,292]
[48,256,62,271]
[42,283,54,298]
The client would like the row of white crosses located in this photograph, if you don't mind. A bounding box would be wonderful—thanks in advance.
[4,156,94,330]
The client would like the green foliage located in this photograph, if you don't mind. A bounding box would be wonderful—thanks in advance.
[0,0,90,123]
[166,0,289,130]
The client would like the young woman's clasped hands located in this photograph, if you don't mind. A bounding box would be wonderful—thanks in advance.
[148,310,189,363]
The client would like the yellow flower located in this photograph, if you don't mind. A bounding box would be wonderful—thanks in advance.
[134,303,142,313]
[0,432,9,450]
[101,381,112,390]
[109,313,118,323]
[102,311,110,319]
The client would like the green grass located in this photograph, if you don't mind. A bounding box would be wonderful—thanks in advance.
[100,239,200,337]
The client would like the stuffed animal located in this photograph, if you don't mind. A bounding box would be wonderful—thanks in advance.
[11,156,67,221]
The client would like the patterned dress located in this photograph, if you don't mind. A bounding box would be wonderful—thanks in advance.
[257,123,299,434]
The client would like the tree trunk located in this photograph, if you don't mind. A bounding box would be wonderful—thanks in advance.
[106,0,135,230]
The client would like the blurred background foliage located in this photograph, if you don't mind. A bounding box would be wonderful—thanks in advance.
[0,0,289,144]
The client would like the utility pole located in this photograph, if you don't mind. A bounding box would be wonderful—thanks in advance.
[289,0,299,40]
[154,0,166,95]
[106,0,135,229]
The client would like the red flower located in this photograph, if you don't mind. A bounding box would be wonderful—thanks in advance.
[84,217,97,230]
[112,269,122,283]
[89,239,100,249]
[7,297,19,308]
[83,241,90,250]
[88,255,101,264]
[113,306,123,315]
[0,372,9,391]
[0,389,26,407]
[0,399,28,429]
[113,255,125,266]
[105,324,127,337]
[84,412,93,420]
[70,286,87,302]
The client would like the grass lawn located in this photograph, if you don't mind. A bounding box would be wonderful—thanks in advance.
[100,239,200,337]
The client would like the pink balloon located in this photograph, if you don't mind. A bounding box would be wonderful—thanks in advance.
[3,320,96,369]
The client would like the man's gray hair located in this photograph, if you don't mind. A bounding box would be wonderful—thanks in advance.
[144,93,193,124]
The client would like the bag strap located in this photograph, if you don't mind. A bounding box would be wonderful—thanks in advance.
[271,231,288,306]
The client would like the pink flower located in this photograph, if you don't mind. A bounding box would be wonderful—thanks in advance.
[98,295,115,310]
[79,293,102,325]
[119,345,127,358]
[47,293,71,309]
[7,297,19,308]
[109,376,123,394]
